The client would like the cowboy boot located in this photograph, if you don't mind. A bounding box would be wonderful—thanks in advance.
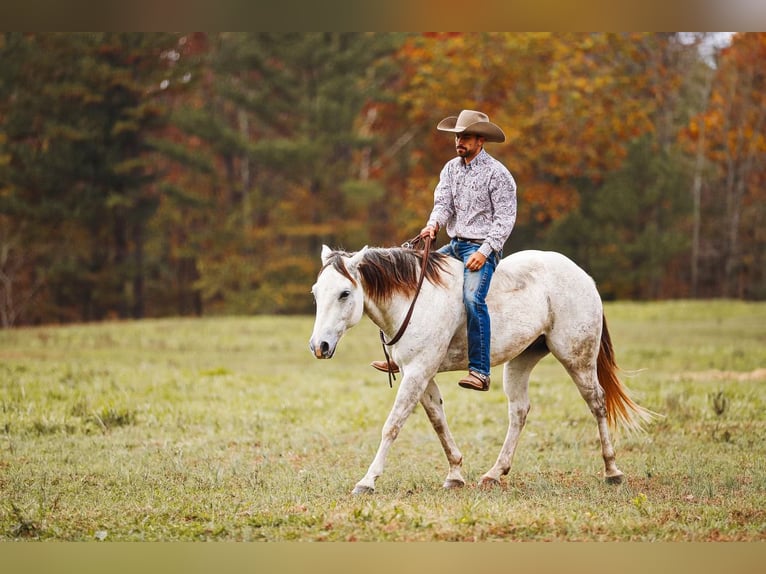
[370,360,400,374]
[458,371,490,391]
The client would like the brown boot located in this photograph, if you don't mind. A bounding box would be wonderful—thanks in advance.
[371,360,400,374]
[458,371,490,391]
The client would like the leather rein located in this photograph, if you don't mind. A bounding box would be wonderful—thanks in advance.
[379,234,433,388]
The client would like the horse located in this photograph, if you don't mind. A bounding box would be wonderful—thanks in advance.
[309,245,653,495]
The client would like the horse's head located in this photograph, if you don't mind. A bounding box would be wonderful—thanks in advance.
[309,245,367,359]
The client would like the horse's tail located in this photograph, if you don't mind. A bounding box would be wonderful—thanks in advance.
[597,314,656,433]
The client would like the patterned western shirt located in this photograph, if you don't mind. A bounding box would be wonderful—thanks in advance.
[427,148,517,258]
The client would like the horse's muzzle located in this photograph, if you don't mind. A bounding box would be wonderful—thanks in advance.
[309,339,335,359]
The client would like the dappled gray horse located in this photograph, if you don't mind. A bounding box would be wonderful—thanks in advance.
[310,246,653,494]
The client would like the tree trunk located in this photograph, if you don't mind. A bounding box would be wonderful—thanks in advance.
[132,221,145,319]
[690,121,705,298]
[238,107,252,235]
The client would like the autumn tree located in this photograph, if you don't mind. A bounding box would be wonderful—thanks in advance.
[694,33,766,298]
[379,34,680,246]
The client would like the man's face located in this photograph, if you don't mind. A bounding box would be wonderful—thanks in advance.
[455,133,484,162]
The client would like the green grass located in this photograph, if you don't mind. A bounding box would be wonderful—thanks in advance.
[1,301,765,541]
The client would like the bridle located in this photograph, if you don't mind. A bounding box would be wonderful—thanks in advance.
[379,233,433,388]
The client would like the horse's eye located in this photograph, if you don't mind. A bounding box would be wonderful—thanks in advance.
[339,290,351,301]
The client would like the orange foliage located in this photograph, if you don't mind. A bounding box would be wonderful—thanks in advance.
[388,33,667,225]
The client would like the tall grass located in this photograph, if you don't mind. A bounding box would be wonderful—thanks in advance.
[1,301,765,541]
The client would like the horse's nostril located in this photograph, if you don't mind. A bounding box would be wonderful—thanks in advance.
[320,341,330,355]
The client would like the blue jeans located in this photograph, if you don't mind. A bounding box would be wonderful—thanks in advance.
[438,238,500,377]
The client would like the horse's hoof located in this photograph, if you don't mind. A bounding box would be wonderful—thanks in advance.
[443,479,465,490]
[479,476,501,488]
[605,472,624,485]
[352,484,375,495]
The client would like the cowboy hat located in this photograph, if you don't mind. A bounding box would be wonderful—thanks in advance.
[436,109,506,143]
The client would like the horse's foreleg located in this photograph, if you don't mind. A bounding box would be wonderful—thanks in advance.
[352,374,428,495]
[420,378,465,489]
[481,347,547,487]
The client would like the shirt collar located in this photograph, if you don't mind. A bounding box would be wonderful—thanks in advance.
[462,148,490,169]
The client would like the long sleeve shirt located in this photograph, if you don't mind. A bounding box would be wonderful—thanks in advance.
[426,149,517,258]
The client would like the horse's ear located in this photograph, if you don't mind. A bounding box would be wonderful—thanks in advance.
[321,244,334,265]
[347,246,368,270]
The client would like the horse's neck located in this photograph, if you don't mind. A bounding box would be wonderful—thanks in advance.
[363,294,410,338]
[363,259,462,339]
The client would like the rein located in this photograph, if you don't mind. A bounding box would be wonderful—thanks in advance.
[379,234,433,388]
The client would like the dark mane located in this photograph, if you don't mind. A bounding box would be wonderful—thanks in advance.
[358,248,450,303]
[321,250,358,287]
[320,247,451,303]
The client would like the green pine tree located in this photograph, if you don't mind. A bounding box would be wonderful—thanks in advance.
[0,33,192,322]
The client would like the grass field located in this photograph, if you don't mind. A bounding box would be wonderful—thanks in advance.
[1,300,765,541]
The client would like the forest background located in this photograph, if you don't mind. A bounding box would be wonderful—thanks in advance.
[1,32,764,327]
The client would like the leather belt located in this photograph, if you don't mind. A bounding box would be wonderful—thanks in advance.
[454,237,484,245]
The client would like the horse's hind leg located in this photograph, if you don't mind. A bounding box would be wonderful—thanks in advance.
[564,364,624,483]
[420,378,465,489]
[480,341,549,487]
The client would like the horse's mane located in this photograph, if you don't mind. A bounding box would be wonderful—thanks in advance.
[322,250,359,286]
[322,247,451,304]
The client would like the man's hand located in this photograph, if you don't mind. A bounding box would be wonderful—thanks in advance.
[466,251,487,271]
[419,225,438,239]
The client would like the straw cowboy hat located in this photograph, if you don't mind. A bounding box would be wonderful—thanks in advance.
[436,109,506,143]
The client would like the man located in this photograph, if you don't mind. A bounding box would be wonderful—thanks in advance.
[372,109,517,391]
